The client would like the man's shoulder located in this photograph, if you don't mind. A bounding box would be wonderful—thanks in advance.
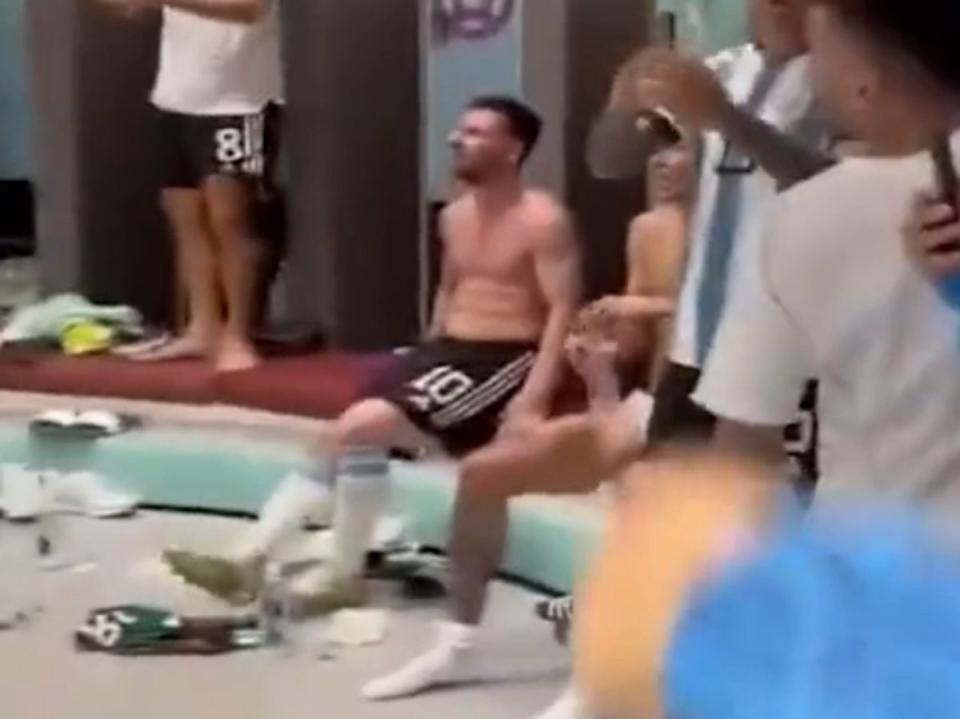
[777,154,930,222]
[519,189,569,228]
[765,154,932,268]
[628,208,682,245]
[521,188,567,216]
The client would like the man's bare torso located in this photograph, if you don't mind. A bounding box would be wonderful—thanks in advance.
[441,190,556,343]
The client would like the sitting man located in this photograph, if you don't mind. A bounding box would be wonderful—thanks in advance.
[165,96,580,612]
[366,1,837,714]
[361,136,697,703]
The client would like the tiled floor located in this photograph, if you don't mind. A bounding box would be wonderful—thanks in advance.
[0,512,571,719]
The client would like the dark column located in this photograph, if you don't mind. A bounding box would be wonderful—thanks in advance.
[26,0,82,294]
[566,0,652,299]
[281,0,421,350]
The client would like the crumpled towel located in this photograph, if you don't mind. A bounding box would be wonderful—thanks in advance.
[0,293,142,347]
[323,609,390,647]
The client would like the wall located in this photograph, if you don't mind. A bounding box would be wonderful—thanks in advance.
[657,0,749,54]
[0,0,31,179]
[281,0,421,349]
[425,0,524,200]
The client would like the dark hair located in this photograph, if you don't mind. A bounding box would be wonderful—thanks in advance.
[817,0,960,92]
[467,95,543,165]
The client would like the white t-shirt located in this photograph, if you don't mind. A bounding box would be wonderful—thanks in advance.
[695,138,960,524]
[151,3,284,116]
[671,48,815,367]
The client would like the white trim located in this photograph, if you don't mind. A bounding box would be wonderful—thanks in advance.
[430,352,534,427]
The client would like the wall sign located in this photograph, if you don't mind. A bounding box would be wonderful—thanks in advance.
[433,0,516,44]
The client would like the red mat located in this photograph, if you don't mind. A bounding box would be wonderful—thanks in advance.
[0,351,395,419]
[0,348,586,420]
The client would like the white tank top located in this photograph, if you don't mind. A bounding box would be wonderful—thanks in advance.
[151,3,284,116]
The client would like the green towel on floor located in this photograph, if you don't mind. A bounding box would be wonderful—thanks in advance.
[0,293,143,349]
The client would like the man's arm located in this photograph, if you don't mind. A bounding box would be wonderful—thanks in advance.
[104,0,267,23]
[715,104,836,190]
[626,50,836,189]
[507,205,581,423]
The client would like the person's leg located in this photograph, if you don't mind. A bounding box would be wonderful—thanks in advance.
[364,409,644,701]
[202,174,262,372]
[165,398,432,605]
[135,189,220,360]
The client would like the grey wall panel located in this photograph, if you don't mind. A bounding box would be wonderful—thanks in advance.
[76,5,171,320]
[28,1,170,320]
[522,0,567,198]
[27,0,82,294]
[281,0,421,350]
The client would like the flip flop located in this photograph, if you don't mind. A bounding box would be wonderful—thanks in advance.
[128,336,208,363]
[30,410,142,440]
[112,333,171,358]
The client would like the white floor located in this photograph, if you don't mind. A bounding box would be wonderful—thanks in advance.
[0,512,571,719]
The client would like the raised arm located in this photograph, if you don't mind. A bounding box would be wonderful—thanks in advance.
[503,202,581,431]
[99,0,268,24]
[620,49,836,188]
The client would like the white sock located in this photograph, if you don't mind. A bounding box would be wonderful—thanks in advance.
[330,448,390,580]
[530,684,593,719]
[362,621,478,701]
[231,465,334,562]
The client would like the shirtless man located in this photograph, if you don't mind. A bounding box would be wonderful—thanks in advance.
[361,138,696,706]
[164,95,580,612]
[100,0,284,371]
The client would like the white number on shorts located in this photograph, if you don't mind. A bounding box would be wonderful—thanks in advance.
[214,128,246,164]
[409,366,474,411]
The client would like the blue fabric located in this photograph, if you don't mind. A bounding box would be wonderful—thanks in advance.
[694,175,746,365]
[693,65,780,365]
[665,513,960,719]
[937,273,960,312]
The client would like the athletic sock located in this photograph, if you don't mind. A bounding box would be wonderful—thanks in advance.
[530,684,593,719]
[362,621,478,701]
[329,447,391,581]
[230,461,335,562]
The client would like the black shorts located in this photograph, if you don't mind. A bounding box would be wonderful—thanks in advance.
[156,103,283,193]
[647,362,717,447]
[372,338,537,457]
[648,362,820,490]
[783,380,819,492]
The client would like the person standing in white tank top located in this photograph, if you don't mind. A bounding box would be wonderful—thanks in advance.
[98,0,284,371]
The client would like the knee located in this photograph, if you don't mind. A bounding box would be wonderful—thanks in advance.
[206,201,257,252]
[458,452,507,503]
[326,399,399,451]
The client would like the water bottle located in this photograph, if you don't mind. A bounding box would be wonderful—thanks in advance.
[259,563,296,654]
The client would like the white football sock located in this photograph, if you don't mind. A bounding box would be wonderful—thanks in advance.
[362,621,478,701]
[329,447,390,580]
[530,684,594,719]
[231,463,334,562]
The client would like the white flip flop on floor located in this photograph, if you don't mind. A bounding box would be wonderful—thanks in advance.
[30,409,141,439]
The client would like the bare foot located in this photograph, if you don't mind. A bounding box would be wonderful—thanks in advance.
[130,334,210,363]
[215,338,261,373]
